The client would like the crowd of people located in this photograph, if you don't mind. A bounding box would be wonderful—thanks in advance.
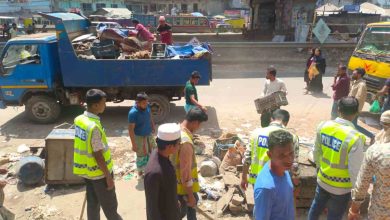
[0,10,388,220]
[67,60,390,220]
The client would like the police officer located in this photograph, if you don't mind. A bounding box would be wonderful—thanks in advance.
[308,97,366,220]
[73,89,122,220]
[241,109,299,190]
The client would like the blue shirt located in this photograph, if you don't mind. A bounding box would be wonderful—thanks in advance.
[128,105,152,136]
[254,162,294,220]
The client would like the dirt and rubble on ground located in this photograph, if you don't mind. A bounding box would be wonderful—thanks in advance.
[190,130,318,219]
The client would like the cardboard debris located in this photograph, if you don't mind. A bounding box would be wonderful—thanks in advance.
[229,202,243,214]
[223,174,240,187]
[216,187,235,217]
[231,194,244,206]
[245,184,255,212]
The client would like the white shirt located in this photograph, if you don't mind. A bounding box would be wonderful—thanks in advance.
[314,117,365,195]
[9,28,17,39]
[262,78,287,97]
[84,111,105,152]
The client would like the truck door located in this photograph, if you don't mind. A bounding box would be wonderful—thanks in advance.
[0,43,46,103]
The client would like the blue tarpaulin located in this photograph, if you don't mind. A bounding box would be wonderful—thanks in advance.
[167,43,212,57]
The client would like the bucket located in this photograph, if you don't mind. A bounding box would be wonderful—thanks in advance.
[15,156,45,185]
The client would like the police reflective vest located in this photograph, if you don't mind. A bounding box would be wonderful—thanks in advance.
[248,124,284,184]
[317,120,365,188]
[175,130,200,195]
[20,50,31,60]
[73,114,113,179]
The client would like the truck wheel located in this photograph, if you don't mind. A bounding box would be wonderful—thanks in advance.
[25,95,61,124]
[148,94,170,124]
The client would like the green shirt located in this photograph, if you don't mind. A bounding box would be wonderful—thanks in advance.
[185,80,198,105]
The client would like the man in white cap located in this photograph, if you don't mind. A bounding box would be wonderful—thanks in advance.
[144,123,181,220]
[157,16,172,45]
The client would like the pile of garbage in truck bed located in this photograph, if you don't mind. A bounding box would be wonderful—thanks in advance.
[72,25,212,60]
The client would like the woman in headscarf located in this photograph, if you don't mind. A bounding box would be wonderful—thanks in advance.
[375,110,390,144]
[305,48,326,94]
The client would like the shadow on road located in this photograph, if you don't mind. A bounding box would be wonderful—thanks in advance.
[0,105,221,139]
[212,64,338,79]
[311,92,331,99]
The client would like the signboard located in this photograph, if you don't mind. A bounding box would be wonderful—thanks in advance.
[343,5,360,12]
[312,19,331,44]
[224,10,241,18]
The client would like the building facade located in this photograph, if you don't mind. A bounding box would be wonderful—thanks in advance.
[53,0,126,15]
[248,0,316,35]
[0,0,51,14]
[124,0,241,15]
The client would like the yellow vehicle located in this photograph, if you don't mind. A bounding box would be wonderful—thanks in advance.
[348,22,390,98]
[224,18,245,29]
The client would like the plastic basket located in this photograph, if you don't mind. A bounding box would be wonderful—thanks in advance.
[254,91,288,114]
[213,136,242,161]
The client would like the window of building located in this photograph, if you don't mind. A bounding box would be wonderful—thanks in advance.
[127,5,142,13]
[96,3,106,10]
[143,5,148,14]
[157,4,167,13]
[168,4,173,13]
[81,3,92,12]
[181,4,187,13]
[150,4,157,12]
[111,4,118,8]
[193,3,198,12]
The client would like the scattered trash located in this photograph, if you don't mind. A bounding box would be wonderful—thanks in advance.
[194,140,206,155]
[124,173,134,181]
[204,188,220,200]
[44,185,55,194]
[27,205,61,220]
[219,140,245,174]
[7,153,21,162]
[17,144,30,154]
[213,133,243,161]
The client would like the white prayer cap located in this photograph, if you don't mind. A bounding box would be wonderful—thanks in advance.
[157,123,181,141]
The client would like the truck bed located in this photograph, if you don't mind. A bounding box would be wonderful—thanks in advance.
[42,13,212,88]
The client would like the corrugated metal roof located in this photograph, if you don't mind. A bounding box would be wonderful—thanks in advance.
[101,8,132,18]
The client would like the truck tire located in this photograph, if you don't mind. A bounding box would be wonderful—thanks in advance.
[25,95,61,124]
[148,94,170,124]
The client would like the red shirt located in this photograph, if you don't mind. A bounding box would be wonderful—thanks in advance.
[332,74,350,101]
[157,24,172,45]
[135,23,154,41]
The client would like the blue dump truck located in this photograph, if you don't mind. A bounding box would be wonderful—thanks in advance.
[0,12,212,123]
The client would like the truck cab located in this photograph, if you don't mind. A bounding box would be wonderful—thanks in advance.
[348,22,390,101]
[0,33,61,123]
